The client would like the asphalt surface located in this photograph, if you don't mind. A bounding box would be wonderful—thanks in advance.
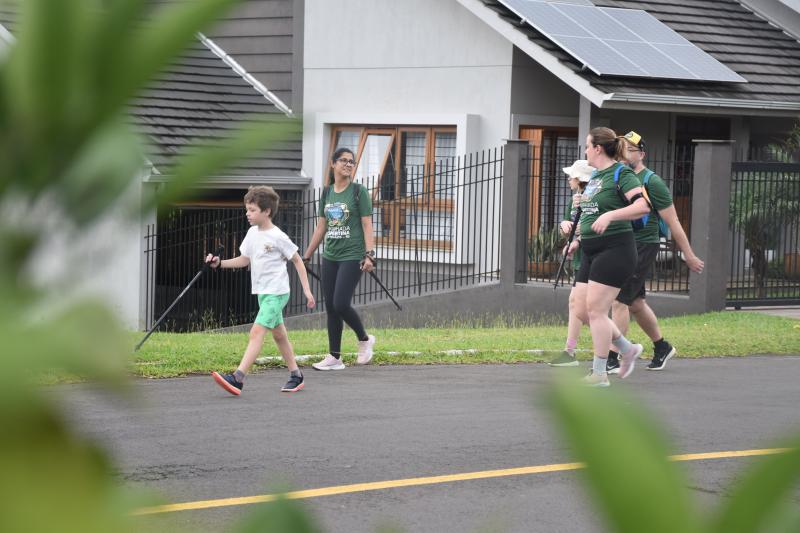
[53,355,800,533]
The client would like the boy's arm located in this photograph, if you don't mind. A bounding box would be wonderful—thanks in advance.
[206,254,250,269]
[290,253,316,308]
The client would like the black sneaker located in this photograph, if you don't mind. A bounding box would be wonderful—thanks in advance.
[647,343,676,371]
[281,373,305,393]
[606,352,620,375]
[548,350,579,367]
[212,371,243,396]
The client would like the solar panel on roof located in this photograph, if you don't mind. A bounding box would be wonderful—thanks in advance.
[499,0,746,83]
[557,36,646,76]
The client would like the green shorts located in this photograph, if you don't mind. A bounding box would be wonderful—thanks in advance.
[255,293,290,329]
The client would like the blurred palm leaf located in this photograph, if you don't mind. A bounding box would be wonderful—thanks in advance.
[548,374,703,533]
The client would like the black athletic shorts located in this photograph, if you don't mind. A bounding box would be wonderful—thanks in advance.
[615,242,661,305]
[575,232,637,289]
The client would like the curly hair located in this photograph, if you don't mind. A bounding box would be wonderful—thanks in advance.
[244,186,279,218]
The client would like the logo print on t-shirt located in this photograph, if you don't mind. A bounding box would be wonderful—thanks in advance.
[262,242,274,253]
[325,202,350,227]
[582,178,602,201]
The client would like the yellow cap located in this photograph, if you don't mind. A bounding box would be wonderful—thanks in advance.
[623,131,645,151]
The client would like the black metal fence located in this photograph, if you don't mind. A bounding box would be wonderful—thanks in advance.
[523,143,695,293]
[143,191,303,331]
[290,147,504,317]
[728,159,800,306]
[143,148,503,331]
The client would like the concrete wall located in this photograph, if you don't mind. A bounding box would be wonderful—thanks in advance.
[509,46,580,135]
[301,0,514,185]
[282,281,702,330]
[596,109,672,150]
[26,173,150,331]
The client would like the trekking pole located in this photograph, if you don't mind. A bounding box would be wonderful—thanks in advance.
[135,245,224,351]
[367,269,402,311]
[553,208,582,291]
[301,258,322,283]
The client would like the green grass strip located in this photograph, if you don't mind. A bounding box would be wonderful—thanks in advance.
[127,311,800,378]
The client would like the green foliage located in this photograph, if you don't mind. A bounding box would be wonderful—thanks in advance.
[528,225,563,263]
[236,495,322,533]
[730,173,800,296]
[0,0,303,531]
[548,376,800,533]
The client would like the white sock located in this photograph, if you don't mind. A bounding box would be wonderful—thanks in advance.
[612,334,633,355]
[592,356,608,375]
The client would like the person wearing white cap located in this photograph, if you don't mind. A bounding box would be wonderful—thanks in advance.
[549,159,594,367]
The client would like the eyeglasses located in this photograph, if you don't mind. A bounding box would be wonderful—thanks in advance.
[336,158,356,166]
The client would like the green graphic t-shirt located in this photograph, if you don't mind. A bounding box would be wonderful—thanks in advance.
[634,167,673,244]
[579,163,641,240]
[563,201,582,269]
[318,182,373,261]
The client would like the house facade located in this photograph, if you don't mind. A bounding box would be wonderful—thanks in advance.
[301,0,800,231]
[7,0,800,330]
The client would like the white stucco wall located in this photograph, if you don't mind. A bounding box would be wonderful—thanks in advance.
[509,46,580,135]
[26,172,151,331]
[302,0,515,184]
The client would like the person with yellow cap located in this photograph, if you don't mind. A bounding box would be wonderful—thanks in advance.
[605,131,705,373]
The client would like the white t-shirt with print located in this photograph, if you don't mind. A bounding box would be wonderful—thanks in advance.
[239,226,298,295]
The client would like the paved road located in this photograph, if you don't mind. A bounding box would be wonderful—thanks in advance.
[54,356,800,533]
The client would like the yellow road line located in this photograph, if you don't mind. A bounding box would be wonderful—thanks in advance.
[132,447,790,516]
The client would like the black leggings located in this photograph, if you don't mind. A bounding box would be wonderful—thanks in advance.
[322,258,368,358]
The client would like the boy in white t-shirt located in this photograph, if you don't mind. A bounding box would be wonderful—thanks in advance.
[206,186,315,394]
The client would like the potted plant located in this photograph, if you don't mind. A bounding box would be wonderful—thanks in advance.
[528,226,564,277]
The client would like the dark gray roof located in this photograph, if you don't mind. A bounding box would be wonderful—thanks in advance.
[134,41,302,178]
[482,0,800,106]
[0,12,302,179]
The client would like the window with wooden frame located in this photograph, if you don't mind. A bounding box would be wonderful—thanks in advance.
[329,125,457,250]
[519,126,578,239]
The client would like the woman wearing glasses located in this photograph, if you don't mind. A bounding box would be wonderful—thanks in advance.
[573,127,650,387]
[303,147,377,370]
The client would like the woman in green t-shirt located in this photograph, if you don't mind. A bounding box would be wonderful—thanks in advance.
[569,127,651,387]
[303,148,377,371]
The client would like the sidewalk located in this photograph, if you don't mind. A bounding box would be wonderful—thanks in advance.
[728,306,800,319]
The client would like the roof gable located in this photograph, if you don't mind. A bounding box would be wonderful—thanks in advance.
[0,11,302,179]
[463,0,800,112]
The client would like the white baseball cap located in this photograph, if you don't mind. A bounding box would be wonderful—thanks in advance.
[562,159,594,182]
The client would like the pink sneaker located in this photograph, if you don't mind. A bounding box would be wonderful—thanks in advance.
[619,344,643,379]
[312,354,345,371]
[356,335,376,365]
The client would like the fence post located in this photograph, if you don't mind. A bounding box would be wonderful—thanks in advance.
[500,140,530,285]
[690,140,734,312]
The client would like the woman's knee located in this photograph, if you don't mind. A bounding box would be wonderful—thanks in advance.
[586,300,611,322]
[330,298,353,316]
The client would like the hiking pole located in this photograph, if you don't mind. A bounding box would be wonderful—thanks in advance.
[135,245,224,351]
[553,208,582,291]
[367,269,402,311]
[306,264,322,283]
